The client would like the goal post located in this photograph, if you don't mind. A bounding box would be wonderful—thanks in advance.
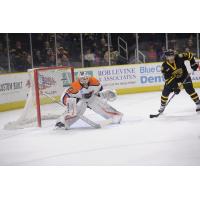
[33,66,74,128]
[4,66,75,129]
[34,68,42,127]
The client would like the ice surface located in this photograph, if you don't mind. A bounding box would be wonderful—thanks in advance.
[0,90,200,166]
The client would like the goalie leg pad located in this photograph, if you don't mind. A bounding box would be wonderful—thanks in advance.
[88,95,123,124]
[56,100,87,129]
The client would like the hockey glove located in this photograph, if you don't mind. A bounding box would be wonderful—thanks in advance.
[82,91,94,99]
[99,90,117,102]
[173,87,181,95]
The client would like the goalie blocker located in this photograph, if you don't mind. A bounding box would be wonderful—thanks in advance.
[56,71,123,129]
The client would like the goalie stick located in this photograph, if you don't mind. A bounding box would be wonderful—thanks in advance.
[149,73,191,118]
[42,92,112,129]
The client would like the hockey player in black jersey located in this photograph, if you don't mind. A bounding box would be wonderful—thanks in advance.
[159,49,200,113]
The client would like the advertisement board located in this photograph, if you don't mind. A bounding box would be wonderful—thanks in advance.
[1,61,200,111]
[76,62,200,90]
[77,65,137,89]
[0,73,30,104]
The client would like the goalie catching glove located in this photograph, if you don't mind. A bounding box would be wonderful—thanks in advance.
[98,89,117,102]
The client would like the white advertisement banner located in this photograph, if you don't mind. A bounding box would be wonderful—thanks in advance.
[76,65,137,89]
[76,62,200,89]
[0,69,72,104]
[1,62,200,106]
[136,63,164,86]
[0,73,30,104]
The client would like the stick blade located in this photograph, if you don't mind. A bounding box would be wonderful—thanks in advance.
[149,113,160,118]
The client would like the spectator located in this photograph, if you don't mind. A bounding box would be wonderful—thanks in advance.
[33,50,44,67]
[146,45,157,62]
[22,51,32,67]
[57,47,69,59]
[60,54,70,66]
[104,46,120,65]
[10,41,30,72]
[84,49,95,67]
[41,41,50,58]
[185,37,196,56]
[2,33,200,71]
[57,47,70,66]
[45,48,55,66]
[157,46,166,61]
[94,50,102,66]
[100,37,108,53]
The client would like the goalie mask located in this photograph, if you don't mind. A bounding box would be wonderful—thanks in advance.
[78,71,90,87]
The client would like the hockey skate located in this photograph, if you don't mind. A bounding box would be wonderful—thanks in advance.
[158,105,165,113]
[196,101,200,112]
[55,121,70,130]
[55,121,65,128]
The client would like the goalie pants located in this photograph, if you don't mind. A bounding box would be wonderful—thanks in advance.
[161,76,200,106]
[59,95,123,129]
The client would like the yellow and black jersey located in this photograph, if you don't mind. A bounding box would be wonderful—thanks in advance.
[161,52,196,87]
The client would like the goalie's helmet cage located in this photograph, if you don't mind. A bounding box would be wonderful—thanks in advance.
[4,66,74,129]
[78,71,90,86]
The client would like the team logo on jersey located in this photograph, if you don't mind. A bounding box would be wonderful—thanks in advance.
[172,68,183,78]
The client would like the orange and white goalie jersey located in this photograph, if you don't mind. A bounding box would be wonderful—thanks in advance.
[57,76,123,129]
[61,76,103,105]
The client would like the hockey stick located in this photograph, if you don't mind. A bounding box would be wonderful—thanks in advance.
[149,73,191,118]
[42,92,112,128]
[149,93,175,118]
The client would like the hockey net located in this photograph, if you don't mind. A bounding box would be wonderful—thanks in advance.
[4,66,74,129]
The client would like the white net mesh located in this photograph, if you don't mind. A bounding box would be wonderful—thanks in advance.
[4,67,73,129]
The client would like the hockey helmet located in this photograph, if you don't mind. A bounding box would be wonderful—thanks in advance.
[164,49,175,57]
[78,71,90,86]
[164,49,176,62]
